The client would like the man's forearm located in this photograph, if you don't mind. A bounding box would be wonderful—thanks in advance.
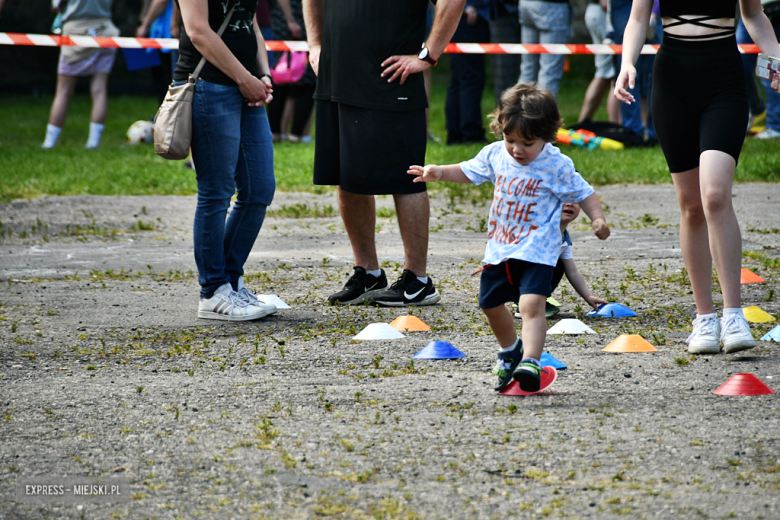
[425,0,467,60]
[302,0,323,46]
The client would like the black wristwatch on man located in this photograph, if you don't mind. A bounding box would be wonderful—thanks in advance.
[418,44,437,66]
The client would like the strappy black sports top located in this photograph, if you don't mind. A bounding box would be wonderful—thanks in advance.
[659,0,738,40]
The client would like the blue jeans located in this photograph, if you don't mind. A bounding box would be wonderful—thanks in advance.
[519,0,571,99]
[737,18,780,130]
[612,0,660,139]
[190,79,276,298]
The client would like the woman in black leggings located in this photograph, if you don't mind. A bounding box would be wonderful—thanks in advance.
[615,0,780,355]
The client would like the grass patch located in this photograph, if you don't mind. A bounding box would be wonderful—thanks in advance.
[2,57,779,203]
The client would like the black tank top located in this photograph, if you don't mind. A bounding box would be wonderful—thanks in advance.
[659,0,738,40]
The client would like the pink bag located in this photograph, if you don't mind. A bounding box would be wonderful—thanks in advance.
[271,51,308,85]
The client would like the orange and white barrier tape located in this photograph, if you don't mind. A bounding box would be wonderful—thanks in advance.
[0,34,762,54]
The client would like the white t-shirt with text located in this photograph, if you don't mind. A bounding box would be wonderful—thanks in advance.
[460,141,593,267]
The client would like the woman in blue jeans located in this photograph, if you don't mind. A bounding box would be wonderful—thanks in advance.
[174,0,278,321]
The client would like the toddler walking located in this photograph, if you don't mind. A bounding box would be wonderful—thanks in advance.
[408,84,610,392]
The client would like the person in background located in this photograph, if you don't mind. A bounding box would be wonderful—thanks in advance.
[518,0,571,100]
[176,0,278,321]
[42,0,119,149]
[137,0,178,103]
[267,0,316,143]
[445,0,492,145]
[577,0,620,123]
[738,1,780,139]
[614,0,780,354]
[488,0,521,106]
[610,0,661,144]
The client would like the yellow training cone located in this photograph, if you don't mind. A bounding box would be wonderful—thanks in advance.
[390,315,431,332]
[743,306,776,323]
[602,334,658,353]
[547,297,561,307]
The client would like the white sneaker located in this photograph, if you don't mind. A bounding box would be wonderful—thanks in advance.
[686,314,721,354]
[198,283,273,321]
[754,127,780,139]
[236,277,277,316]
[720,313,756,354]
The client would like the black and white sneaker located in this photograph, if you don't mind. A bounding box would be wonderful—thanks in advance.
[328,266,388,305]
[370,270,441,307]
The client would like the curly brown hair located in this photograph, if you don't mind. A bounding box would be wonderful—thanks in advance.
[488,83,563,143]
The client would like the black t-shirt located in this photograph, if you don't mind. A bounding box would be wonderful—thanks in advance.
[174,0,259,86]
[314,0,429,112]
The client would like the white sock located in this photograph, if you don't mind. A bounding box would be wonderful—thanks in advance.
[416,276,428,284]
[85,122,104,149]
[366,269,382,278]
[696,312,717,320]
[499,338,519,352]
[42,124,62,148]
[722,308,742,318]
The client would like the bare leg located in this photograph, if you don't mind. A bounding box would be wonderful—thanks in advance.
[517,294,547,360]
[483,304,517,348]
[393,191,429,277]
[338,188,379,271]
[672,168,715,314]
[699,150,742,309]
[49,74,79,127]
[578,76,612,122]
[607,84,621,124]
[88,72,110,124]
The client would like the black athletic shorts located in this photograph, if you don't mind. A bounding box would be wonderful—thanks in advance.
[478,259,555,309]
[313,100,427,195]
[652,36,748,173]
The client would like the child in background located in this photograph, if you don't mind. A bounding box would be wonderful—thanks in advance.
[408,84,610,392]
[546,202,609,313]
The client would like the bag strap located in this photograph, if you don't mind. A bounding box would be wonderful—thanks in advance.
[190,5,236,82]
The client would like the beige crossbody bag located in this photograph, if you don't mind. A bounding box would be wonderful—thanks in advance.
[154,6,235,160]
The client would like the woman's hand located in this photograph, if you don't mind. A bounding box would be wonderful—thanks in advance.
[239,74,273,106]
[286,18,302,39]
[408,165,443,183]
[613,65,637,104]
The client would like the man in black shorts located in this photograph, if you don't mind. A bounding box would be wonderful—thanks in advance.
[303,0,466,306]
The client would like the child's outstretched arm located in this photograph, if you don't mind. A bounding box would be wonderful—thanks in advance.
[561,258,608,310]
[408,164,473,184]
[579,193,610,240]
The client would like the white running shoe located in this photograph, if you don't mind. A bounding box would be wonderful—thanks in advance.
[686,314,721,354]
[754,127,780,139]
[236,277,277,316]
[198,283,273,321]
[720,313,756,354]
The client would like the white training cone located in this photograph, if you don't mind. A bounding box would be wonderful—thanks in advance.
[257,295,290,309]
[353,323,406,340]
[547,318,596,335]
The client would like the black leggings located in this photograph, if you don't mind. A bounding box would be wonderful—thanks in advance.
[651,35,748,173]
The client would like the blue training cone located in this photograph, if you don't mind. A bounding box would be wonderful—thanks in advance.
[587,303,637,318]
[540,352,567,370]
[761,325,780,342]
[413,341,466,360]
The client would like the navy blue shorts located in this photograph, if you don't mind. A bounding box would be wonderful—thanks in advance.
[478,259,554,309]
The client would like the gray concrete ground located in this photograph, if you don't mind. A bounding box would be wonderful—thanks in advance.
[1,185,779,519]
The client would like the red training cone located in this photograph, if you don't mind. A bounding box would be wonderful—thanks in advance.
[713,374,775,396]
[499,367,558,396]
[740,268,765,284]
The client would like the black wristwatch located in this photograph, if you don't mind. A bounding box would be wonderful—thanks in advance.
[418,45,437,66]
[260,73,273,85]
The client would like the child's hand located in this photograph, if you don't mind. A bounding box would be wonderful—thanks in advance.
[586,296,609,310]
[592,218,610,240]
[408,165,443,183]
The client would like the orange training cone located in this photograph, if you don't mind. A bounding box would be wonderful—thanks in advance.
[602,334,658,353]
[713,374,775,396]
[740,268,765,284]
[390,315,431,332]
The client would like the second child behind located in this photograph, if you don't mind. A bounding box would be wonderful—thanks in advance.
[408,84,610,392]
